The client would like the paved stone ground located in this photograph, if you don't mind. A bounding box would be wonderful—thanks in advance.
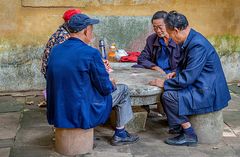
[0,84,240,157]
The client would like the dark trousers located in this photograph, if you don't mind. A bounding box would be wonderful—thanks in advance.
[161,91,189,127]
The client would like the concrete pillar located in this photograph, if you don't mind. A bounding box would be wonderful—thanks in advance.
[55,128,93,156]
[189,110,223,144]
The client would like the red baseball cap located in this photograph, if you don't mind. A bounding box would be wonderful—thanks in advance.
[63,9,82,22]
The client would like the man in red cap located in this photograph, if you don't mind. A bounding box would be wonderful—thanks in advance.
[40,9,81,101]
[41,8,82,78]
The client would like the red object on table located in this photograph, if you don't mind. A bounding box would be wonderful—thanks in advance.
[120,52,141,62]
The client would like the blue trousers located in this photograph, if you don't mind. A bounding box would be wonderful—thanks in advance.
[161,91,189,127]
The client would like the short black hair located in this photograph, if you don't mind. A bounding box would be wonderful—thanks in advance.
[151,11,168,23]
[164,11,189,30]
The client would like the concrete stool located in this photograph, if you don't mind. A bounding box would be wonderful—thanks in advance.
[189,110,223,144]
[55,128,93,156]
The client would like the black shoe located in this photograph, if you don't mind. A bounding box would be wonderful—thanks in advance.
[168,126,183,134]
[111,131,139,146]
[164,133,198,146]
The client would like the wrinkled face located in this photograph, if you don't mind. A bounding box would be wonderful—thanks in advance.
[152,19,168,37]
[166,27,182,44]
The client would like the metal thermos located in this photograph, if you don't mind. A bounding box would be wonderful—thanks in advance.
[99,40,107,59]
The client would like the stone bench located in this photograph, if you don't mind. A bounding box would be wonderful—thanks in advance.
[157,100,224,144]
[55,128,93,156]
[190,110,223,144]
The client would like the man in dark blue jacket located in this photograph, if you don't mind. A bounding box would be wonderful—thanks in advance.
[137,11,181,76]
[46,13,139,146]
[137,11,182,134]
[149,11,231,146]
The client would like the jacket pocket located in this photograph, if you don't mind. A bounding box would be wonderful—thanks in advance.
[189,86,215,110]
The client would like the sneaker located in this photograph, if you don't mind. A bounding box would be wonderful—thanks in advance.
[111,131,139,146]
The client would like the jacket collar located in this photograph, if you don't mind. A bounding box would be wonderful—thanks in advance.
[68,37,85,45]
[152,34,177,48]
[152,35,160,47]
[181,28,196,49]
[168,38,177,48]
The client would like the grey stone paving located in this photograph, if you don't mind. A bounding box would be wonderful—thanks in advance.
[0,112,20,140]
[0,96,23,113]
[0,139,14,148]
[0,87,240,157]
[0,148,10,157]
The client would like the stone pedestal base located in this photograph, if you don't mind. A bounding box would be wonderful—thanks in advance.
[55,128,93,156]
[189,110,223,144]
[157,102,165,116]
[110,106,148,132]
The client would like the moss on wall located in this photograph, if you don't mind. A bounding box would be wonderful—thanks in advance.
[208,35,240,56]
[0,0,240,91]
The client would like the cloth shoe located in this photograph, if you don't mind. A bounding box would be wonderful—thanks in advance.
[111,130,139,146]
[164,133,198,146]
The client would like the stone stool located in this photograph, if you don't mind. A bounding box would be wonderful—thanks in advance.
[189,110,223,144]
[55,128,93,156]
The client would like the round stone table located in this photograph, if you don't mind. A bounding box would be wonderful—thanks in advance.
[110,63,164,106]
[109,63,164,131]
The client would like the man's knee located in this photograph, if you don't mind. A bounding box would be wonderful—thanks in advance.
[116,84,129,95]
[161,91,178,104]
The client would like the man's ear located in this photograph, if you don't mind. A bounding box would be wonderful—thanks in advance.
[83,28,88,36]
[174,27,180,34]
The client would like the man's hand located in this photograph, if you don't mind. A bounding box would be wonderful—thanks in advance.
[103,59,113,73]
[110,78,116,87]
[149,78,165,88]
[151,66,166,75]
[103,59,110,70]
[166,72,176,79]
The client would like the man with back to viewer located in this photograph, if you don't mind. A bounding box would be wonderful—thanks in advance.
[149,11,231,146]
[46,13,139,146]
[41,9,111,101]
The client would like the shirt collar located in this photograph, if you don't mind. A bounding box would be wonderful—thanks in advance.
[60,23,70,33]
[153,36,177,48]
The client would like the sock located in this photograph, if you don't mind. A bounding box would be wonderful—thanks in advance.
[183,126,196,136]
[115,128,127,138]
[171,125,181,130]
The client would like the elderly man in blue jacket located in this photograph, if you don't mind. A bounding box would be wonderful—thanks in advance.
[137,11,182,134]
[46,13,139,146]
[137,11,181,76]
[149,11,231,146]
